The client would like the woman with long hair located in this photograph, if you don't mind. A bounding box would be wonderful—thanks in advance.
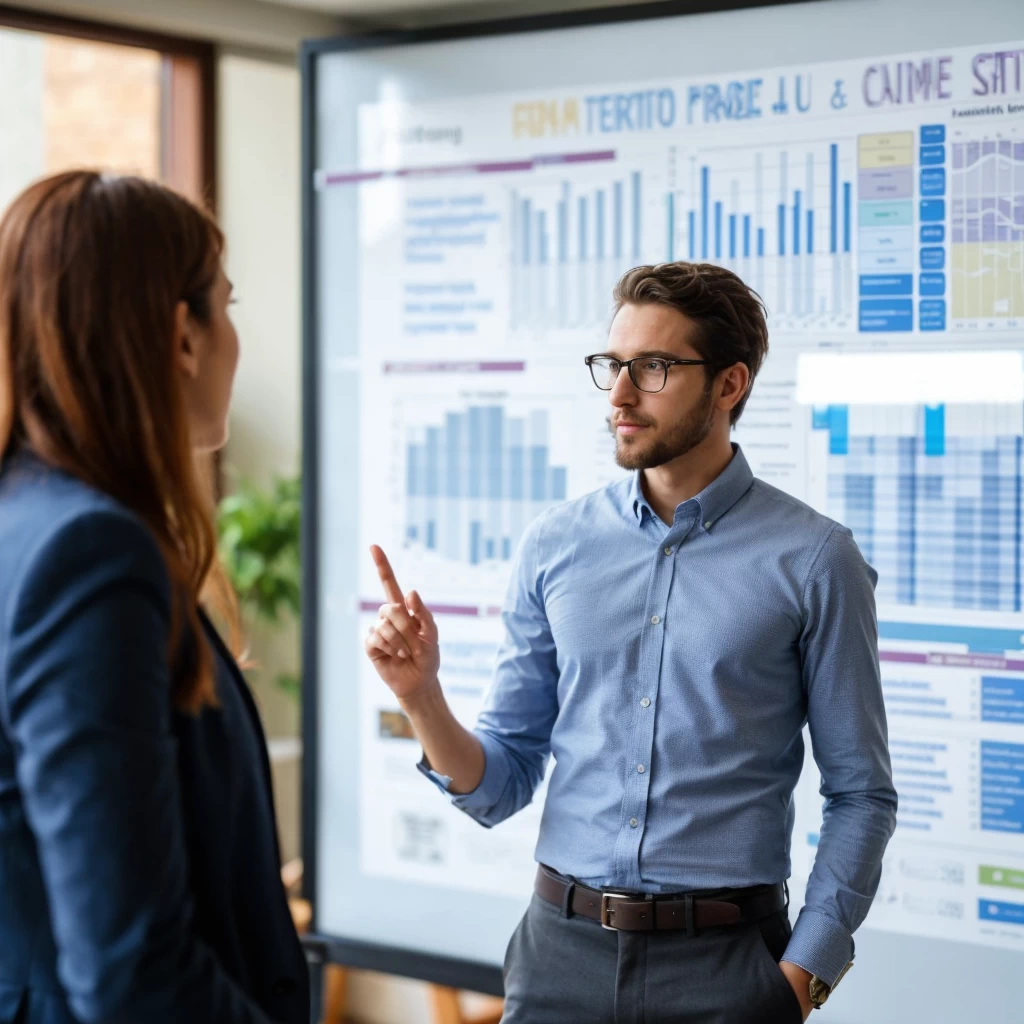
[0,171,307,1024]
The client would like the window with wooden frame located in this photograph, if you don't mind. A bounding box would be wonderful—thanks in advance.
[0,5,215,212]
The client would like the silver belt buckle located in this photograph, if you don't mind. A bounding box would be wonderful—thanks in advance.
[600,891,631,931]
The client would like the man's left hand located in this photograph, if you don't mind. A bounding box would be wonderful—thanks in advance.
[779,960,813,1021]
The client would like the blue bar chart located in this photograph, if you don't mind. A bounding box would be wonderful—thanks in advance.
[813,403,1024,612]
[669,140,854,327]
[405,405,568,566]
[509,166,644,333]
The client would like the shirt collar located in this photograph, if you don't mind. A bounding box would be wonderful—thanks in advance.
[629,443,754,530]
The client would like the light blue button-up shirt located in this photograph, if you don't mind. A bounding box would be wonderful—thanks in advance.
[422,445,897,985]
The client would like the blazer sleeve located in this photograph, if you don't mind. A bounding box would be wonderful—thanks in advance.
[0,507,274,1024]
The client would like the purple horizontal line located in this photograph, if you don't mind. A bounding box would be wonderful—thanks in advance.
[320,170,384,186]
[879,651,928,665]
[383,360,525,374]
[319,149,616,188]
[360,599,485,618]
[881,649,1024,672]
[395,160,533,178]
[534,149,616,166]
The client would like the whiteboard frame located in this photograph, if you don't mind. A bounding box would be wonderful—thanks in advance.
[299,0,817,994]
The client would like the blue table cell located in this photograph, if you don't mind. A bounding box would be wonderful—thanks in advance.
[860,274,913,296]
[860,299,913,332]
[920,168,946,196]
[919,299,946,331]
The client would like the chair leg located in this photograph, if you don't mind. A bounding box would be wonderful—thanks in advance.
[322,964,349,1024]
[428,985,464,1024]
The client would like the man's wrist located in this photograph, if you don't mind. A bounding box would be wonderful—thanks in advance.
[779,960,813,1017]
[397,677,443,716]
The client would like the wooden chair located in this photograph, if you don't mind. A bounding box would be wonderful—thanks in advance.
[428,986,504,1024]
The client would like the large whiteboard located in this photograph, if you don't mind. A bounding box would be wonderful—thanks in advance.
[303,0,1024,1017]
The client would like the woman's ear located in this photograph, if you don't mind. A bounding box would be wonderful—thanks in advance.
[174,299,200,379]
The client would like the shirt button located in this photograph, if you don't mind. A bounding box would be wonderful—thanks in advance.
[629,817,639,828]
[650,615,661,625]
[663,546,672,556]
[704,521,713,529]
[637,764,645,773]
[640,697,651,708]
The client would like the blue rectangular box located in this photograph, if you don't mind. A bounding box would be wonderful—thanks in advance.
[811,408,831,430]
[921,247,946,270]
[978,900,1024,925]
[921,224,945,243]
[921,168,946,196]
[982,676,1024,724]
[920,200,946,222]
[828,406,849,455]
[921,125,946,144]
[860,273,913,296]
[924,405,945,454]
[860,299,913,332]
[920,272,946,296]
[920,299,946,331]
[920,145,946,166]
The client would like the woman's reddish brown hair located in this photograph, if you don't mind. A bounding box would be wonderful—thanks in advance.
[0,170,242,713]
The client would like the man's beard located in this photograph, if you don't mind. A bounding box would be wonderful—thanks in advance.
[611,388,716,470]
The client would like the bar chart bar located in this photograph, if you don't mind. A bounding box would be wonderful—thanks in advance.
[406,405,569,565]
[681,142,852,325]
[510,169,645,332]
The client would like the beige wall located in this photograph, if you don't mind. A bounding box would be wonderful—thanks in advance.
[219,53,303,492]
[217,53,304,874]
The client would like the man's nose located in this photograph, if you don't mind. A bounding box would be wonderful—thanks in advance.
[609,365,639,406]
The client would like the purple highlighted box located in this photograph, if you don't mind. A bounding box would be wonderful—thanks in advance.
[859,167,913,199]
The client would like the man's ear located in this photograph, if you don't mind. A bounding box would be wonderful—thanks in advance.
[716,363,750,413]
[174,299,199,379]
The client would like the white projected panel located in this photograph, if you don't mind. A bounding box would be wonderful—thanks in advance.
[309,1,1024,1018]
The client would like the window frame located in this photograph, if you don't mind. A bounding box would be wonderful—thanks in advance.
[0,3,216,208]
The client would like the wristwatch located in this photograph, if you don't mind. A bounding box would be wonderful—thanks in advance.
[808,962,853,1009]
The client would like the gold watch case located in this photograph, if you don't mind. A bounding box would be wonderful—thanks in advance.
[809,961,853,1008]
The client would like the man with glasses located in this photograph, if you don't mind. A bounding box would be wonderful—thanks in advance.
[366,262,896,1022]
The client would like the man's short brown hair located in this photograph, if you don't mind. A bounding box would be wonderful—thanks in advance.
[612,262,769,424]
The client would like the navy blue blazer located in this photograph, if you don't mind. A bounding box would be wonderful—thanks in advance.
[0,451,308,1024]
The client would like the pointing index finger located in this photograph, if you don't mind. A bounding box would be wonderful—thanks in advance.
[370,545,405,605]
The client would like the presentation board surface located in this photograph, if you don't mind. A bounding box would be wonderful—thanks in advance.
[302,1,1024,1017]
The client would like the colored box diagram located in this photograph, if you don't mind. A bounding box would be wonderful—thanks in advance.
[859,132,914,331]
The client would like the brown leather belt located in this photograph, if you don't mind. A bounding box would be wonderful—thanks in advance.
[535,866,786,934]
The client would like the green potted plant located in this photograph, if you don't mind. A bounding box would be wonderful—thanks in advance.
[216,472,302,700]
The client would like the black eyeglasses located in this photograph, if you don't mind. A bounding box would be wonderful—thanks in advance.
[584,354,710,394]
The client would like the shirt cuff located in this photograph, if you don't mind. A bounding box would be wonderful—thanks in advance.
[415,730,511,825]
[781,907,855,988]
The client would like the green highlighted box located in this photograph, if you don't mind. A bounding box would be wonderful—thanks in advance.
[979,865,1024,890]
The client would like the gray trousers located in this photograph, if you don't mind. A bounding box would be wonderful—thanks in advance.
[501,892,804,1024]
